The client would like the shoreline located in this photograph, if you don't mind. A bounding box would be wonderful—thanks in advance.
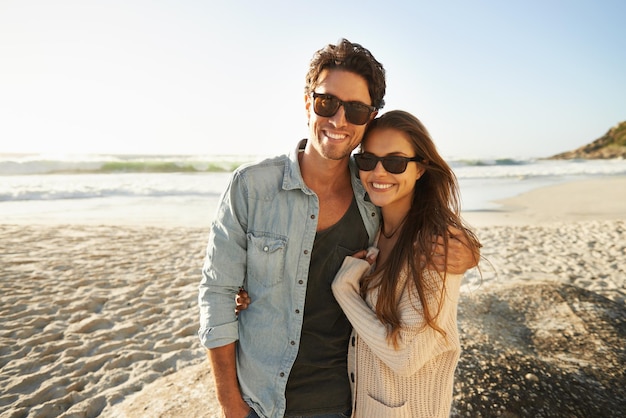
[1,175,624,229]
[462,175,626,227]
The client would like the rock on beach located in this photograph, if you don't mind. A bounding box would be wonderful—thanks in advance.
[454,280,626,417]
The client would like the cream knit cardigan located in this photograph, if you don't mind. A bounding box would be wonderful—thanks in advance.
[331,254,462,418]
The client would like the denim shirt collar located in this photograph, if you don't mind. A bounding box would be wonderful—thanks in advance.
[282,138,369,204]
[282,139,309,192]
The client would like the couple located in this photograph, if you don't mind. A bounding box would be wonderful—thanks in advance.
[198,39,481,418]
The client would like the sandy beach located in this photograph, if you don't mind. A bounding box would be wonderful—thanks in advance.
[1,176,625,417]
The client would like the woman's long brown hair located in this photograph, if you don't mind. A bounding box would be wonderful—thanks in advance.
[359,110,481,347]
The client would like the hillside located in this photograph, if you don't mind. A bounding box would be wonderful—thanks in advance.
[549,120,626,159]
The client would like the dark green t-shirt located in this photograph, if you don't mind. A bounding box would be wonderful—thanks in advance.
[285,198,369,416]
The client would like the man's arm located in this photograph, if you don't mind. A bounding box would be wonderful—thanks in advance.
[430,225,480,274]
[207,344,251,418]
[199,170,252,417]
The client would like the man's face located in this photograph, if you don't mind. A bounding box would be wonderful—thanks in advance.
[305,69,376,161]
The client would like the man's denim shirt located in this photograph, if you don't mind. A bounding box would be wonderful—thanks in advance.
[198,140,380,418]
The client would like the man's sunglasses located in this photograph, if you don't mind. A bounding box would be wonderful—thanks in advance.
[353,153,426,174]
[311,92,376,125]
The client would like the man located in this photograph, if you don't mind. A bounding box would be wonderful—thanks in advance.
[198,39,476,418]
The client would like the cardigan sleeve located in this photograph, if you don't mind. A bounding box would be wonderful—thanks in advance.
[332,259,462,377]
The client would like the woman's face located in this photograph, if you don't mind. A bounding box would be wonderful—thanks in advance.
[359,128,425,213]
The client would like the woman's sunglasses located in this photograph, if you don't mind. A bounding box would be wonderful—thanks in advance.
[311,92,376,125]
[354,153,426,174]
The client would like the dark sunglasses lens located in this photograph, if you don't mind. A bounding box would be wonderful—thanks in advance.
[344,104,372,125]
[355,155,410,174]
[313,95,340,117]
[354,155,377,171]
[313,94,372,125]
[382,158,407,174]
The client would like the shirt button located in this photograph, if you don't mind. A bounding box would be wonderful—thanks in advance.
[290,341,295,345]
[263,246,269,252]
[295,309,300,314]
[280,372,285,377]
[303,250,309,255]
[371,212,376,217]
[298,280,303,285]
[311,214,316,219]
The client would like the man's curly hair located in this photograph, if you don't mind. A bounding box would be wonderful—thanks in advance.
[305,38,386,110]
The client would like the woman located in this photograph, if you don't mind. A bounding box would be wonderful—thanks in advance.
[331,110,481,417]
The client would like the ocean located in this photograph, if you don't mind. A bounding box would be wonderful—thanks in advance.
[1,153,625,227]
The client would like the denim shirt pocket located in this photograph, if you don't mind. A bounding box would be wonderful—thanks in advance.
[247,232,287,287]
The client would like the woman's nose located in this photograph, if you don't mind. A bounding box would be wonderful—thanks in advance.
[373,160,387,174]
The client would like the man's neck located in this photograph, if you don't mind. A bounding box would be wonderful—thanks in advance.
[298,149,355,231]
[298,149,351,194]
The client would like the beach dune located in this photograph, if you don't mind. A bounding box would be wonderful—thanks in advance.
[1,177,625,417]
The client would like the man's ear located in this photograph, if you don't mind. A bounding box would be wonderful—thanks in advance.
[304,93,312,121]
[368,110,378,123]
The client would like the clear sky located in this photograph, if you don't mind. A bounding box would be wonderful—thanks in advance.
[1,0,625,159]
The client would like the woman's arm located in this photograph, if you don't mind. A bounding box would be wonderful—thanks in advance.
[333,262,462,376]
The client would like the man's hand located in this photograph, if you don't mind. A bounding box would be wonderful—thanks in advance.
[235,287,251,315]
[221,401,252,418]
[430,226,480,274]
